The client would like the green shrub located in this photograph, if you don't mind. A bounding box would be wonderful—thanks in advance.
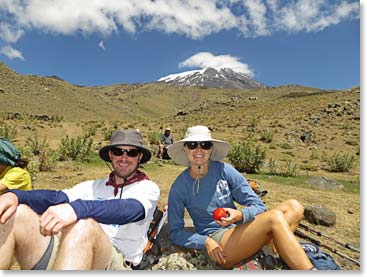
[260,129,274,143]
[148,131,160,145]
[327,152,355,172]
[102,127,116,141]
[228,140,266,173]
[22,136,57,172]
[58,135,94,162]
[268,158,300,177]
[280,143,293,149]
[0,124,17,141]
[83,124,98,137]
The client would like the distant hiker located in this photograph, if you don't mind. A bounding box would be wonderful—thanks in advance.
[0,137,32,194]
[157,127,173,159]
[0,129,160,270]
[167,125,314,270]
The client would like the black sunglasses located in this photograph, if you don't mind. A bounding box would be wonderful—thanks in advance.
[110,147,140,157]
[184,141,213,150]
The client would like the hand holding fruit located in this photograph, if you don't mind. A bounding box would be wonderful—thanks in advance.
[213,207,243,227]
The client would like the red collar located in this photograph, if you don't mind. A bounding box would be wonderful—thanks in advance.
[105,170,149,196]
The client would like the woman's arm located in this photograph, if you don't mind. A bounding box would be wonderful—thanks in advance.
[225,164,267,223]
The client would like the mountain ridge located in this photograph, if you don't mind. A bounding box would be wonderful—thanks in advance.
[157,67,265,89]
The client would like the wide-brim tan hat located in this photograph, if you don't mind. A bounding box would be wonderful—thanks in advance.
[99,129,151,164]
[167,125,230,166]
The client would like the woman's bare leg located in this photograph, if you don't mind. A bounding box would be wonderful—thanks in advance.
[218,209,312,269]
[274,199,304,232]
[265,199,304,252]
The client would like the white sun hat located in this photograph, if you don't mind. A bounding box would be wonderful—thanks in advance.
[167,125,230,166]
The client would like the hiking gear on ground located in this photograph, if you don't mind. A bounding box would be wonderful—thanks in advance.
[247,179,268,198]
[0,137,20,167]
[133,205,168,270]
[167,125,230,166]
[299,223,360,253]
[300,242,341,270]
[295,229,359,267]
[99,129,151,164]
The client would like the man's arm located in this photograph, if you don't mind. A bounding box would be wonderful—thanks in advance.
[8,189,145,225]
[8,189,70,214]
[70,198,145,225]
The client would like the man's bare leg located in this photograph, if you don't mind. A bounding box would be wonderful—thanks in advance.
[0,204,51,269]
[53,218,113,269]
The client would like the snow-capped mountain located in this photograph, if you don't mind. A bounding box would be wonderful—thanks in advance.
[157,67,265,89]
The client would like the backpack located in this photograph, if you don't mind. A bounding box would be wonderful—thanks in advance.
[133,205,168,270]
[300,242,341,270]
[0,137,20,166]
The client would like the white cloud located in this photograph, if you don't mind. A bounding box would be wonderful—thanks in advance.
[0,0,360,42]
[0,45,25,60]
[179,52,254,77]
[0,23,24,43]
[272,0,359,33]
[98,40,106,51]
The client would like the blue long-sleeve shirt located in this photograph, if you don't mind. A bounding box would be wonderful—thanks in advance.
[168,161,266,249]
[8,189,145,225]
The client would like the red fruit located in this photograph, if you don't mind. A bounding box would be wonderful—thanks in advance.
[213,208,227,220]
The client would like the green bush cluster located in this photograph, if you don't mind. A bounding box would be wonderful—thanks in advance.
[102,127,116,141]
[260,129,274,143]
[22,136,57,173]
[0,123,17,141]
[268,159,300,177]
[228,140,266,173]
[327,152,355,172]
[58,135,94,162]
[148,131,161,145]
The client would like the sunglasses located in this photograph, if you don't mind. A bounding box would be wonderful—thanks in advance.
[110,147,140,157]
[184,141,213,150]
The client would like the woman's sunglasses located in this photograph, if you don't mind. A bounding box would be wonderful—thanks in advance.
[184,141,213,150]
[110,147,140,157]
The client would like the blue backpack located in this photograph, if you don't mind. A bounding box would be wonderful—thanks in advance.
[300,242,341,270]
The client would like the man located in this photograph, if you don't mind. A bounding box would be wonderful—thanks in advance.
[0,129,160,270]
[157,127,173,159]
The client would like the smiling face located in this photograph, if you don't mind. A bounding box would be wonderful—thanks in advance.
[184,141,213,167]
[109,146,142,181]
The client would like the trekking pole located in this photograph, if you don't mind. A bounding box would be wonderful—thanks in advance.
[299,223,360,253]
[295,230,360,267]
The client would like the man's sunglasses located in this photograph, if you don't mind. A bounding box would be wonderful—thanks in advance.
[184,141,213,150]
[110,147,140,157]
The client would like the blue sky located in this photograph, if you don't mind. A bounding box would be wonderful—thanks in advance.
[0,0,361,90]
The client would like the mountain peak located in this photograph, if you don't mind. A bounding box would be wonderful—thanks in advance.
[157,67,265,89]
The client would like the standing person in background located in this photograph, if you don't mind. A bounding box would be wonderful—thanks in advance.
[0,137,32,194]
[157,127,173,159]
[0,129,160,270]
[167,125,314,270]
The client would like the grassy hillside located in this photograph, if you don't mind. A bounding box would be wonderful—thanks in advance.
[0,62,360,269]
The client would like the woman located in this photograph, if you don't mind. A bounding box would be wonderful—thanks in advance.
[0,137,32,193]
[167,125,314,270]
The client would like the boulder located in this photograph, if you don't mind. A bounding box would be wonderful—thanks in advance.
[306,177,344,190]
[304,206,336,226]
